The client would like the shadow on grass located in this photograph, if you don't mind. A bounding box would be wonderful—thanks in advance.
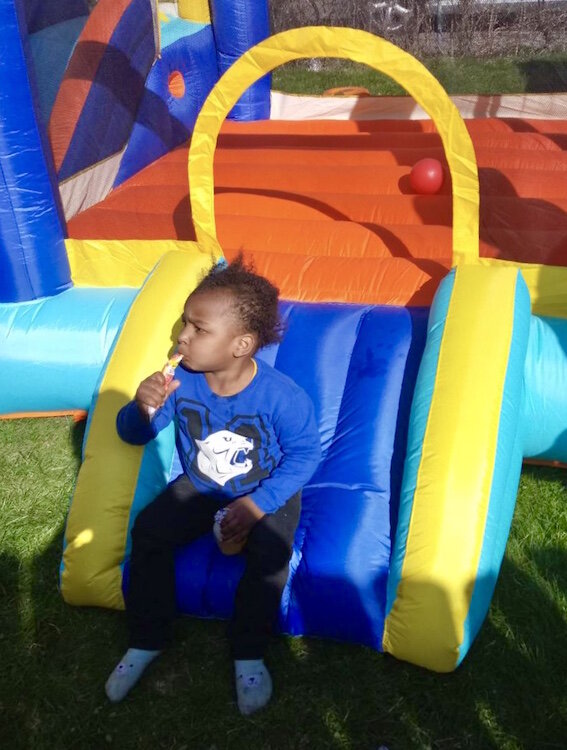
[518,60,567,93]
[272,546,567,750]
[2,412,566,749]
[4,514,566,747]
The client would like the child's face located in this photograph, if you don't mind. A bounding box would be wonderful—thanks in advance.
[177,290,250,373]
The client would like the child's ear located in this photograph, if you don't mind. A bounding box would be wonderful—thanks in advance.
[234,332,256,357]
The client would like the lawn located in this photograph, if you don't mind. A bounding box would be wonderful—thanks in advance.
[1,416,566,749]
[272,54,567,95]
[2,51,567,750]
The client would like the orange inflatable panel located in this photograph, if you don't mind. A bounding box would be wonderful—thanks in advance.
[67,118,567,305]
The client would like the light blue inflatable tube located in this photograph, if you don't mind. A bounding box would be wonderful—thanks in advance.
[0,287,136,414]
[522,316,567,463]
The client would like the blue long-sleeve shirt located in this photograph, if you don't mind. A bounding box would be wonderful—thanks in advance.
[117,358,321,513]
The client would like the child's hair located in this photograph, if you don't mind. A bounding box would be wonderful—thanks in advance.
[192,254,285,350]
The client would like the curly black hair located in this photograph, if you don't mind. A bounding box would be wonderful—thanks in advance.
[191,254,285,351]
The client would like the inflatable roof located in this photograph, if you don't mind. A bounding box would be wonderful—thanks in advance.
[1,0,566,672]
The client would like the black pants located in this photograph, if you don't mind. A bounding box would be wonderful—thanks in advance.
[126,474,301,659]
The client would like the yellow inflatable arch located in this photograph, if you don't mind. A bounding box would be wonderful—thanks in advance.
[188,26,480,266]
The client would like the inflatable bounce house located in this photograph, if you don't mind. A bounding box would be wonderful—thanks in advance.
[2,0,567,672]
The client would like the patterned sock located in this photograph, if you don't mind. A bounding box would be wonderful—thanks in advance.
[234,659,273,715]
[105,648,161,703]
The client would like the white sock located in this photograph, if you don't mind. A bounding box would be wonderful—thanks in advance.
[105,648,161,703]
[234,659,273,715]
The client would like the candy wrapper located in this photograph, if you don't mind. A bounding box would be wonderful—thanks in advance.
[148,351,183,418]
[213,508,246,556]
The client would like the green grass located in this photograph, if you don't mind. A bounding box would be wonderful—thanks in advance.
[1,417,566,749]
[272,54,567,95]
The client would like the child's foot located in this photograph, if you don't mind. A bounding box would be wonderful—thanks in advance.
[234,659,273,715]
[105,648,161,703]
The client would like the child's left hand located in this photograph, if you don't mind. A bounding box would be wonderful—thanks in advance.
[221,496,265,545]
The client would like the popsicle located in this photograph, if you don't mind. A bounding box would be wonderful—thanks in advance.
[147,351,183,418]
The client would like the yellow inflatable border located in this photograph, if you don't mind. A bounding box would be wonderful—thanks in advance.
[66,238,197,287]
[382,264,523,671]
[178,0,210,24]
[188,26,480,266]
[61,249,212,607]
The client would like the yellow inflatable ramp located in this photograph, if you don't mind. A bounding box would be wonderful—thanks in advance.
[383,264,532,671]
[61,249,212,608]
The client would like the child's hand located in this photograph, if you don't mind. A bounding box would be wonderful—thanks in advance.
[221,496,265,545]
[135,372,180,419]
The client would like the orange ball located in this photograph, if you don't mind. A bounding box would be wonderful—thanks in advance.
[409,158,444,195]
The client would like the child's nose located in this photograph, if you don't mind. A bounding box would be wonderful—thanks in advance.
[178,325,190,344]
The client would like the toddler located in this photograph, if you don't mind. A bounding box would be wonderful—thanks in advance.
[105,256,321,714]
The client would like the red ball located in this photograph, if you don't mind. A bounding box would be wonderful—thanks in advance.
[409,158,445,195]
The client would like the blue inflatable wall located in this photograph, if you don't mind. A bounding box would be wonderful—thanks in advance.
[115,17,219,187]
[0,0,70,303]
[210,0,271,120]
